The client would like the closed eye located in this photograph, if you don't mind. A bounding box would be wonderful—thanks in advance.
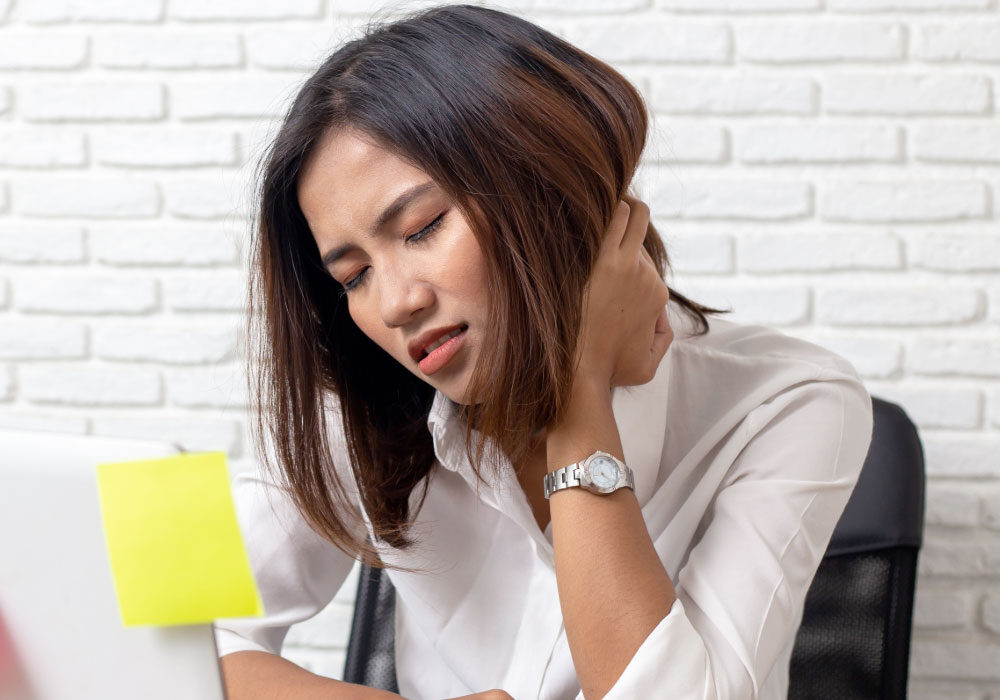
[337,211,448,297]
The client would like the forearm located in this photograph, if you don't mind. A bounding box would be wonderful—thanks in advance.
[546,379,677,700]
[220,650,402,700]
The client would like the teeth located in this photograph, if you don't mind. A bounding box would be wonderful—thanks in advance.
[423,327,464,356]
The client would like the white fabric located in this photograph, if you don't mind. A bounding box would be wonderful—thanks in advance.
[214,304,874,700]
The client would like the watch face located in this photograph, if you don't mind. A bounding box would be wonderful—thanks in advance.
[589,455,620,490]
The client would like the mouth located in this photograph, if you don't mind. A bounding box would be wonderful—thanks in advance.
[415,324,469,376]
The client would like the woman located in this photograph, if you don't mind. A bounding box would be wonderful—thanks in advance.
[215,4,874,699]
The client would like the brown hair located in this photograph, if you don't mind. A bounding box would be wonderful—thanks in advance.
[247,3,728,567]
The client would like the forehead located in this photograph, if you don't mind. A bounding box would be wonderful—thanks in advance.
[297,127,430,241]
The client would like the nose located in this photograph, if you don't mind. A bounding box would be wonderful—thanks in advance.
[378,265,434,328]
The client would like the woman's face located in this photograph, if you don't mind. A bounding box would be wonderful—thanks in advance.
[298,127,490,405]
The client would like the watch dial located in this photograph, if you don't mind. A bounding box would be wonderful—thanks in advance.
[589,456,620,489]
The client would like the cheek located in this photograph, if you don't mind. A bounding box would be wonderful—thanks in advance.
[347,300,393,356]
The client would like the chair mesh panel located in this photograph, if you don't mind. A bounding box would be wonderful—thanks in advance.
[342,565,399,692]
[788,547,917,700]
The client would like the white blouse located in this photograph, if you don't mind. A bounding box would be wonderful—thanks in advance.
[214,303,874,700]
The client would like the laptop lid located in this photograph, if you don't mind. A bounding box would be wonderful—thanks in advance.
[0,429,227,700]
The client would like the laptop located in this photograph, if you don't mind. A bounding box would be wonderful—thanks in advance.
[0,429,227,700]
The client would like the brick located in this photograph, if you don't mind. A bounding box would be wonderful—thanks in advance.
[163,272,245,312]
[911,232,1000,271]
[911,338,1000,377]
[825,74,990,115]
[0,224,85,263]
[984,593,1000,634]
[0,318,87,359]
[735,124,900,163]
[20,365,161,406]
[820,181,987,222]
[651,75,816,114]
[816,287,981,326]
[0,0,10,22]
[18,0,162,22]
[0,33,87,69]
[915,23,1000,62]
[922,436,1000,478]
[531,0,648,11]
[567,20,729,64]
[805,335,901,379]
[908,690,979,700]
[740,232,900,272]
[985,498,1000,530]
[0,365,11,401]
[910,639,1000,681]
[913,588,972,629]
[246,28,348,70]
[647,121,728,164]
[992,388,1000,429]
[166,366,248,408]
[914,125,1000,164]
[650,180,811,220]
[12,178,158,219]
[865,386,981,429]
[661,232,733,273]
[172,77,298,120]
[93,321,239,364]
[923,486,981,527]
[0,87,9,115]
[669,282,810,325]
[163,178,248,219]
[91,413,241,454]
[92,127,238,167]
[20,82,164,122]
[918,538,1000,577]
[0,128,87,167]
[170,0,322,20]
[0,412,88,433]
[0,276,8,307]
[94,32,242,69]
[830,0,991,10]
[15,273,157,314]
[91,227,239,266]
[657,0,820,9]
[738,22,902,63]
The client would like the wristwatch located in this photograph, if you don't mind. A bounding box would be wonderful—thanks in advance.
[543,450,635,499]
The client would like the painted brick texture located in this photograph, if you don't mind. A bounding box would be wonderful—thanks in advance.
[0,1,997,691]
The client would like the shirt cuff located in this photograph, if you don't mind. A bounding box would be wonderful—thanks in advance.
[574,597,716,700]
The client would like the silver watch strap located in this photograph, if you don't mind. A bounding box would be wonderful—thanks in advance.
[543,465,581,499]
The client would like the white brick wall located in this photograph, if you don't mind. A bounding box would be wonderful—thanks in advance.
[0,0,997,692]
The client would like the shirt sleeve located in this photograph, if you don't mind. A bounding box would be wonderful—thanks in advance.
[587,369,874,699]
[213,465,362,658]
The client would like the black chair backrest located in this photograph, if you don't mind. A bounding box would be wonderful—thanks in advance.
[345,397,925,699]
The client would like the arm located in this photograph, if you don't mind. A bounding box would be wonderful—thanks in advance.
[547,198,873,698]
[545,197,676,699]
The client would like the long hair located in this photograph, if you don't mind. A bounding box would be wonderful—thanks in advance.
[247,3,728,567]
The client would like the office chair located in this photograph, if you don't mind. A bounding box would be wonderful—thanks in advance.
[343,397,926,699]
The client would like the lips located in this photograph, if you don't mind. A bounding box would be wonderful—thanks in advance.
[407,324,468,363]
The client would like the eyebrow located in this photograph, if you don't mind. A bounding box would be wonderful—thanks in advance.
[320,180,437,268]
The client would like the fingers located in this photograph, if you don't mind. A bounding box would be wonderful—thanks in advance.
[619,194,649,256]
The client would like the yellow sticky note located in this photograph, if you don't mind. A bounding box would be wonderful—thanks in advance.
[96,452,263,626]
